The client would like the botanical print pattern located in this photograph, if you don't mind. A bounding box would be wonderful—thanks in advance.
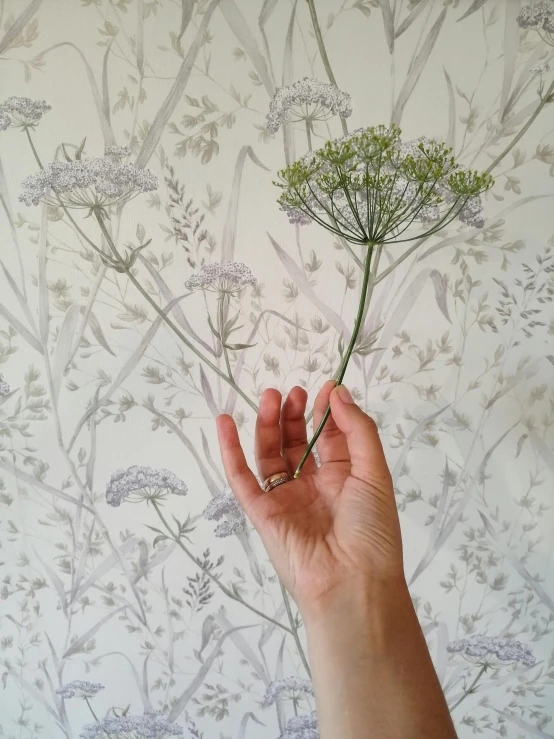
[0,0,553,737]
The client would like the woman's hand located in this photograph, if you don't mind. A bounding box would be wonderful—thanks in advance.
[216,381,405,616]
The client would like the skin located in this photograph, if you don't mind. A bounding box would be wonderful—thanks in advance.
[217,380,458,739]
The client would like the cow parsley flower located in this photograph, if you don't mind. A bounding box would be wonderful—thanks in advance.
[263,677,314,707]
[0,96,51,130]
[185,262,256,294]
[517,2,554,33]
[530,61,551,74]
[104,145,132,159]
[106,465,188,506]
[203,485,247,538]
[279,711,319,739]
[276,125,493,244]
[266,77,352,134]
[19,156,158,211]
[0,374,10,396]
[447,635,536,667]
[80,712,184,739]
[56,681,105,699]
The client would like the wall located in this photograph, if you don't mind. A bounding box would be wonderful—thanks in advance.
[1,0,553,737]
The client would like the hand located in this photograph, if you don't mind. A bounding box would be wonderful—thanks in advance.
[216,381,405,616]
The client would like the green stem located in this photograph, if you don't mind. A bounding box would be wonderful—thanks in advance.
[84,697,99,722]
[305,0,348,137]
[152,501,292,635]
[93,211,258,414]
[294,242,380,478]
[305,119,313,152]
[279,581,311,678]
[219,294,234,381]
[448,664,487,713]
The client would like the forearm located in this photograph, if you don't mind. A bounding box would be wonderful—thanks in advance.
[302,576,458,739]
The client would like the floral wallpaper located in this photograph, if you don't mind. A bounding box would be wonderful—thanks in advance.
[1,0,554,737]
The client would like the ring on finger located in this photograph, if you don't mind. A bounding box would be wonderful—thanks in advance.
[262,472,292,492]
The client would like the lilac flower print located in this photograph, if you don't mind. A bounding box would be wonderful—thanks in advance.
[202,485,247,537]
[185,261,256,295]
[266,77,352,135]
[262,677,314,707]
[105,465,188,506]
[278,711,319,739]
[0,374,10,396]
[447,634,536,667]
[517,2,554,36]
[79,712,184,739]
[0,96,51,130]
[57,681,105,699]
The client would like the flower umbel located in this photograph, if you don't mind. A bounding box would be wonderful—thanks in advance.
[80,712,184,739]
[185,261,256,294]
[0,374,10,396]
[202,485,247,537]
[56,681,105,699]
[447,635,536,667]
[276,125,493,244]
[0,96,51,131]
[266,77,352,134]
[106,466,188,506]
[279,711,319,739]
[263,677,314,707]
[517,2,554,40]
[20,155,158,211]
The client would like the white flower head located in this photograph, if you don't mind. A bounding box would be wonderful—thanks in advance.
[202,485,247,538]
[517,2,554,33]
[80,712,184,739]
[530,61,551,74]
[0,374,10,396]
[266,77,352,134]
[447,635,536,667]
[104,145,132,159]
[279,711,319,739]
[106,465,188,506]
[0,96,51,130]
[263,677,314,708]
[56,681,105,699]
[20,156,158,211]
[185,261,256,294]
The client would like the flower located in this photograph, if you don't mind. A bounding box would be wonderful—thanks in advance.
[263,677,314,707]
[20,156,158,210]
[185,262,256,294]
[106,466,188,506]
[447,635,536,667]
[279,711,319,739]
[266,77,352,134]
[80,712,184,739]
[0,96,51,130]
[517,2,554,33]
[56,681,105,699]
[202,485,247,538]
[104,145,132,159]
[530,61,552,74]
[0,374,10,396]
[276,125,493,244]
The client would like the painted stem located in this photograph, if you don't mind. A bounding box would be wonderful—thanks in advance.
[448,664,487,713]
[93,212,258,413]
[294,242,379,477]
[279,581,311,678]
[152,501,292,635]
[219,294,234,381]
[305,0,348,137]
[305,119,313,151]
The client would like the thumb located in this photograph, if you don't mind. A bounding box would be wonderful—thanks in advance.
[329,385,391,486]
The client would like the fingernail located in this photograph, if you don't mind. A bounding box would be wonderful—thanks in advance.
[336,384,354,404]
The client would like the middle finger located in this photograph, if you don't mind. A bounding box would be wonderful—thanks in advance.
[255,388,288,480]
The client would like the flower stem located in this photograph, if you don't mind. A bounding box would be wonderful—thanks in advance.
[218,294,234,381]
[305,0,348,137]
[85,697,99,722]
[93,211,258,414]
[448,664,487,713]
[294,242,380,477]
[305,119,313,152]
[152,500,292,635]
[279,581,311,678]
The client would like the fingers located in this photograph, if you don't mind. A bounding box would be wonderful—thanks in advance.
[216,414,262,513]
[281,386,317,474]
[254,388,289,480]
[312,380,350,465]
[328,385,391,485]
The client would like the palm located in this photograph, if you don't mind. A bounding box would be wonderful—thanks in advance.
[217,382,404,609]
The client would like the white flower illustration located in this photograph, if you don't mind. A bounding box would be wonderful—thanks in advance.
[106,466,188,506]
[447,635,536,667]
[202,485,247,538]
[0,96,51,130]
[185,261,256,294]
[56,680,105,699]
[266,77,352,134]
[80,712,184,739]
[0,374,10,396]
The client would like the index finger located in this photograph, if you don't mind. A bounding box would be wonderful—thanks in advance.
[216,414,263,514]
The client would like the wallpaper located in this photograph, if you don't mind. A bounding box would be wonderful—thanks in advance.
[1,0,554,737]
